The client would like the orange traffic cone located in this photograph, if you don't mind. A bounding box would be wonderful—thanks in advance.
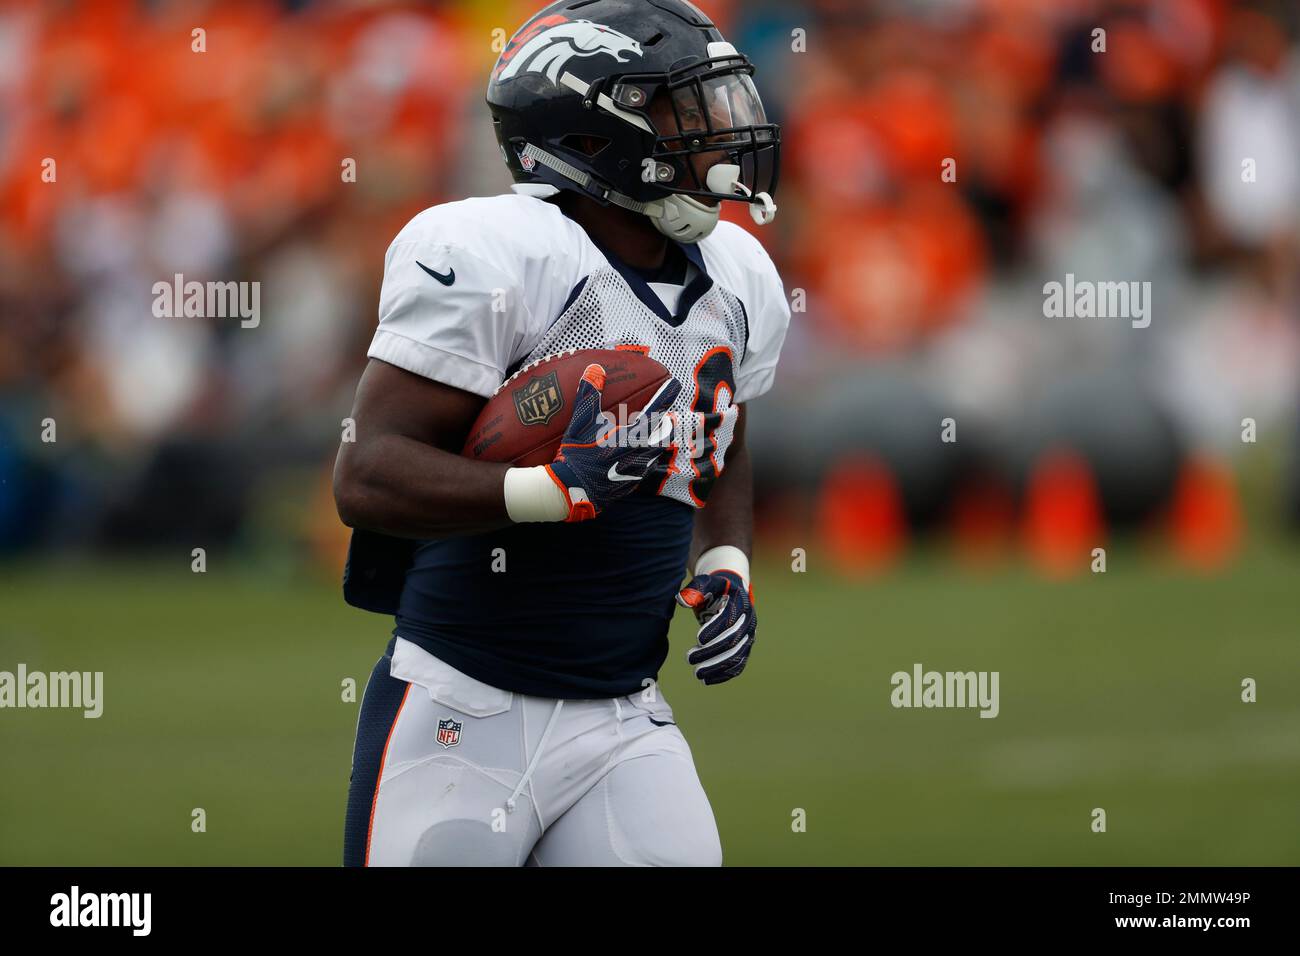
[1168,455,1241,571]
[817,454,906,574]
[1021,448,1105,577]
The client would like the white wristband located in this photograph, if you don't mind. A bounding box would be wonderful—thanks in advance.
[694,545,750,590]
[503,465,569,523]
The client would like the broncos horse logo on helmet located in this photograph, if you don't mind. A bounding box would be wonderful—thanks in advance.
[496,18,643,86]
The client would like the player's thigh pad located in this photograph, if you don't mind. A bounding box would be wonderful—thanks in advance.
[351,639,541,867]
[530,716,722,867]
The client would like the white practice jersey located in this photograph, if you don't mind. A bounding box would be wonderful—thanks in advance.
[368,190,791,508]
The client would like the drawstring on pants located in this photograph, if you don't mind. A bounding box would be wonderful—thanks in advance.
[506,699,564,813]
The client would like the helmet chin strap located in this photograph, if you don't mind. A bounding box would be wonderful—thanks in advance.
[518,143,776,244]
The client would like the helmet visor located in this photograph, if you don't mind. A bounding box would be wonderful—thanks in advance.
[650,69,780,204]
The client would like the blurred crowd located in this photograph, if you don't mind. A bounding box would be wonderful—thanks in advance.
[0,0,1298,567]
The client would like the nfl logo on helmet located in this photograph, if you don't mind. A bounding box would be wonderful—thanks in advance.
[436,717,463,749]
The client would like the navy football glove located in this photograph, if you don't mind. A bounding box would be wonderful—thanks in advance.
[676,570,756,685]
[545,363,680,522]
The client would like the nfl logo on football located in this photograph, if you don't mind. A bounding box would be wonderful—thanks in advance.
[436,717,462,749]
[513,370,564,427]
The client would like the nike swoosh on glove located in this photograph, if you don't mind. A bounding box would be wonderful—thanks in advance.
[545,363,681,522]
[676,570,756,685]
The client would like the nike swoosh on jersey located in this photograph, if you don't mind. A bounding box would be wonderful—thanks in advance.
[416,261,455,286]
[607,463,643,482]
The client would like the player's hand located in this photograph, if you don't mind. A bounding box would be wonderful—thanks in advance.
[676,570,756,685]
[545,363,680,522]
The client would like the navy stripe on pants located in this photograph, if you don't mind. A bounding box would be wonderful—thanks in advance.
[343,638,407,867]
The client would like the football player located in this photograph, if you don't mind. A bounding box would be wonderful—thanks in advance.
[335,0,789,866]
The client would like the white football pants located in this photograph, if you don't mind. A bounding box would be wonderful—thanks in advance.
[351,637,722,867]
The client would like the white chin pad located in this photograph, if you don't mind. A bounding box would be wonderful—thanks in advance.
[647,163,774,243]
[650,193,719,243]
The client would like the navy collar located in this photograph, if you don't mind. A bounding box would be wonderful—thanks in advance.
[557,205,715,327]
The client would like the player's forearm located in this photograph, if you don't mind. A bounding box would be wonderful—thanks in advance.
[680,432,758,688]
[690,439,754,570]
[334,433,512,538]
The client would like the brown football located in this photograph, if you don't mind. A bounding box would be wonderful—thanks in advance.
[462,348,673,466]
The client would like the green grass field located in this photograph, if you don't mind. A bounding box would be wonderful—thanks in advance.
[2,539,1298,866]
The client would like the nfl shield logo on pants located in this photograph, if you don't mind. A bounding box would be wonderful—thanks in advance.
[436,717,462,749]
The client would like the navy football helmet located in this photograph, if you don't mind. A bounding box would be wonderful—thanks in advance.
[486,0,780,243]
